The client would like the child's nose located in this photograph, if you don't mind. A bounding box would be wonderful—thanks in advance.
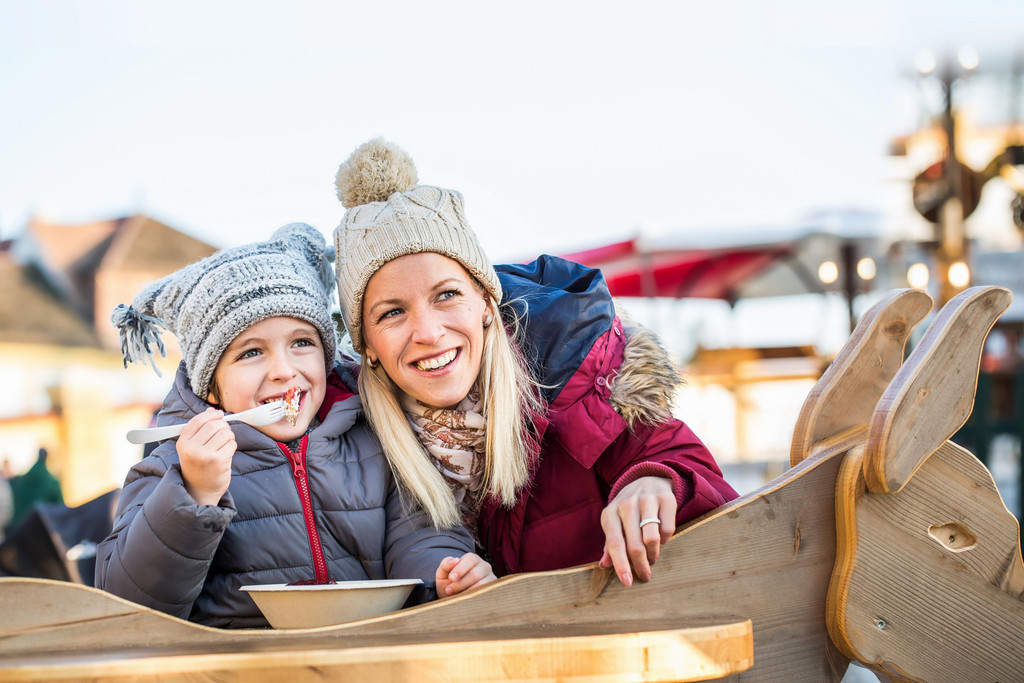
[267,352,298,381]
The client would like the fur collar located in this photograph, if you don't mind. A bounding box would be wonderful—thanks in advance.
[609,322,683,429]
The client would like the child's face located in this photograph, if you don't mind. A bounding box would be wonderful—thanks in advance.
[210,316,327,443]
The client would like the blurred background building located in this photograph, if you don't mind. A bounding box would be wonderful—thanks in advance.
[0,215,215,505]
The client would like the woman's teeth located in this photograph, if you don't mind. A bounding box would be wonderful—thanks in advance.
[415,349,457,371]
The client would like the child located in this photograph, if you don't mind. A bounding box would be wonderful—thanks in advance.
[95,223,492,628]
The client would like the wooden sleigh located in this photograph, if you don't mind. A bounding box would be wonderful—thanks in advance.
[1,286,1022,682]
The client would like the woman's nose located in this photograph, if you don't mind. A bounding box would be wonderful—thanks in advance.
[410,310,445,345]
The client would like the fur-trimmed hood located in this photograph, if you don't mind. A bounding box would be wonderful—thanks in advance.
[496,256,683,431]
[609,321,683,428]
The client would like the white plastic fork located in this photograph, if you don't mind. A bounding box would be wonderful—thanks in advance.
[125,401,286,445]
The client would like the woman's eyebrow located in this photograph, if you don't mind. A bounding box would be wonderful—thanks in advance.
[368,297,403,308]
[430,278,463,291]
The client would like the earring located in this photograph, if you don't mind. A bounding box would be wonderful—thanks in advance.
[366,356,378,369]
[483,313,493,328]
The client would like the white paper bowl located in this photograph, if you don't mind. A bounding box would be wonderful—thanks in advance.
[241,579,423,629]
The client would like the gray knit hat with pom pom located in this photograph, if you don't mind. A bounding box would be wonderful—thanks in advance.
[333,138,502,352]
[111,222,338,400]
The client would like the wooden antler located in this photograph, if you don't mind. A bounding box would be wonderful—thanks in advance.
[864,286,1012,494]
[791,289,932,467]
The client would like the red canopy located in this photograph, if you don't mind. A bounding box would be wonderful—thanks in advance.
[557,237,797,301]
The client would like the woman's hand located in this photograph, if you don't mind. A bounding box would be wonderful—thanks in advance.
[599,476,676,586]
[177,408,236,506]
[435,553,496,597]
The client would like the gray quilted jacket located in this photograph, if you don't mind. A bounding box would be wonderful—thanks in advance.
[95,363,473,628]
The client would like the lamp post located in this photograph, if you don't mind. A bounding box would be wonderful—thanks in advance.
[913,48,979,306]
[817,240,876,334]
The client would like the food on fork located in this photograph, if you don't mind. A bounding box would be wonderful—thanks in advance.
[283,387,301,426]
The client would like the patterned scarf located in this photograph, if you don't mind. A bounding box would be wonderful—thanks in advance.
[400,387,487,509]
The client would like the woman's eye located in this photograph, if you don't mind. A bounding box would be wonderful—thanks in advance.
[438,289,461,302]
[377,308,402,323]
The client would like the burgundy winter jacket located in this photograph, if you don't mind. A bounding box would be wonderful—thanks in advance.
[479,257,738,576]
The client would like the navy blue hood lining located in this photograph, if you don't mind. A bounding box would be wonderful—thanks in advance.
[496,255,615,405]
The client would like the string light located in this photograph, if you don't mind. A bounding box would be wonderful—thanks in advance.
[907,263,930,289]
[818,261,839,285]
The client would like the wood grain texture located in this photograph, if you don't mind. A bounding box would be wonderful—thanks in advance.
[0,619,754,682]
[864,286,1012,493]
[0,450,852,683]
[790,289,931,467]
[829,440,1024,682]
[824,444,867,662]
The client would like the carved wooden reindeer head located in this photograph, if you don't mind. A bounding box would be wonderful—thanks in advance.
[794,286,1023,682]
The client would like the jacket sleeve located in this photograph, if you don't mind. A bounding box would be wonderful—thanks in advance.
[94,451,236,619]
[381,478,474,605]
[598,418,739,526]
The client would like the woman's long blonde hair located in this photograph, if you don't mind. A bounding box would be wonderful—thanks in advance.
[358,295,541,528]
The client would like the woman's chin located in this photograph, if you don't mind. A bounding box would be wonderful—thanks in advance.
[407,385,472,410]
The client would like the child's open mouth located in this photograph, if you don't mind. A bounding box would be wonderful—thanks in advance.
[267,387,303,426]
[414,349,458,372]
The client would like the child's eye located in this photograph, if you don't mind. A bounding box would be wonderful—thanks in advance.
[238,348,260,360]
[294,338,316,348]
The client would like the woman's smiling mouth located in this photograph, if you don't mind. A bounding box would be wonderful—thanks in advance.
[414,349,458,371]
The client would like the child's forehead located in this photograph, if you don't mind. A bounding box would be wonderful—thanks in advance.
[228,317,319,345]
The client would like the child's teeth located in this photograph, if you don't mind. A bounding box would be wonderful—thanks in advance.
[416,349,456,371]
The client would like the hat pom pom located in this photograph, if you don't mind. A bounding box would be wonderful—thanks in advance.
[111,304,167,376]
[335,137,418,208]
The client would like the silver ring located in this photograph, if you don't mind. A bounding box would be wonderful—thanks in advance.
[639,517,661,528]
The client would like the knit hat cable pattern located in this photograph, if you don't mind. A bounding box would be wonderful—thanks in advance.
[333,138,502,352]
[111,222,338,400]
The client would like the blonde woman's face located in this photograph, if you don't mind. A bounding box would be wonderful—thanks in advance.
[362,253,492,410]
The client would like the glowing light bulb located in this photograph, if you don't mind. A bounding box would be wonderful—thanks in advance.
[948,261,970,289]
[958,46,979,71]
[916,49,936,75]
[818,261,839,285]
[907,263,929,289]
[857,257,876,281]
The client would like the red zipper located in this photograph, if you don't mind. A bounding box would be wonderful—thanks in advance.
[279,436,330,584]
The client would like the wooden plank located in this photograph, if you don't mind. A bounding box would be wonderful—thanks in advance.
[0,619,754,682]
[828,441,1024,682]
[0,449,852,682]
[865,286,1012,493]
[790,289,930,467]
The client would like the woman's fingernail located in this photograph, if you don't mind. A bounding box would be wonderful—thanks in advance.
[620,571,633,587]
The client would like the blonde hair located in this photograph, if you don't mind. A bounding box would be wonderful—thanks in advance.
[358,296,540,528]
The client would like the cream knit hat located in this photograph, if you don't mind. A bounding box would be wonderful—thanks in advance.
[333,138,502,352]
[111,222,338,400]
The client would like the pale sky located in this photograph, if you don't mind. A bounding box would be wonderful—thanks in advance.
[3,0,1022,263]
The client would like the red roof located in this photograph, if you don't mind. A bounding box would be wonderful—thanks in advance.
[558,237,796,301]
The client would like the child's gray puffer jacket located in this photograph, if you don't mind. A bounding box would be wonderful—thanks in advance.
[95,363,473,628]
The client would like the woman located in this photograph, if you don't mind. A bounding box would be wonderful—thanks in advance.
[333,139,738,587]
